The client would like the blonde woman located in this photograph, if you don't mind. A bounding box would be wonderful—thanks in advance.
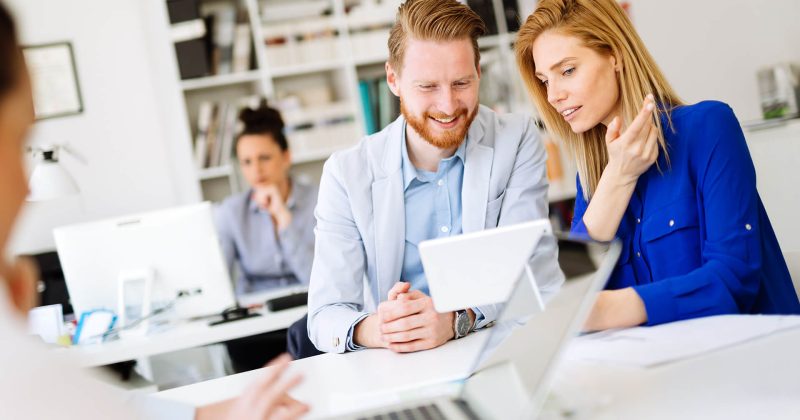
[515,0,799,331]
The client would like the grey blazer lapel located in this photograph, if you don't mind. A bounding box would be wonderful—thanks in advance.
[462,113,493,233]
[371,119,406,303]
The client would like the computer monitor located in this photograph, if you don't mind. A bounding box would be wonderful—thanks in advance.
[53,202,236,321]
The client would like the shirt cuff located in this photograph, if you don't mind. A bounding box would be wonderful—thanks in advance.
[632,281,679,326]
[471,307,485,330]
[345,313,371,351]
[569,218,591,239]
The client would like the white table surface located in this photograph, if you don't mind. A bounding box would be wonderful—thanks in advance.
[156,319,800,419]
[63,305,307,367]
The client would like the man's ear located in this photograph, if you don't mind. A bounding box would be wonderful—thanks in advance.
[386,61,400,96]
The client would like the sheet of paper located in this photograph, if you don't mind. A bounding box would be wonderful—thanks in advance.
[28,304,64,344]
[565,315,800,368]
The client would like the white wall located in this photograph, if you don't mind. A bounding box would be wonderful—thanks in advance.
[627,0,800,122]
[516,1,800,254]
[628,1,800,257]
[745,121,800,250]
[7,0,200,255]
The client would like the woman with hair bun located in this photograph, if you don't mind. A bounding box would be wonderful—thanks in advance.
[215,99,317,296]
[215,100,319,370]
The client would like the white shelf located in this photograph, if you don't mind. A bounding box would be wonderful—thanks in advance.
[282,101,354,126]
[198,165,233,181]
[181,70,262,91]
[478,32,518,49]
[292,148,339,165]
[346,12,396,30]
[292,142,360,165]
[743,116,800,132]
[161,0,526,202]
[289,121,361,164]
[271,60,346,78]
[260,0,331,24]
[354,53,388,67]
[261,16,339,38]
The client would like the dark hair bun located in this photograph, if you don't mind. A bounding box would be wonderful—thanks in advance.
[239,98,285,134]
[236,98,290,151]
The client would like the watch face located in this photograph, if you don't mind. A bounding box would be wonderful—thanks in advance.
[456,312,471,337]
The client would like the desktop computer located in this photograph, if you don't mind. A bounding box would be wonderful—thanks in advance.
[53,202,236,324]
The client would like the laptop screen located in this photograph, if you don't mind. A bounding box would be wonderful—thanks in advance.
[462,235,620,418]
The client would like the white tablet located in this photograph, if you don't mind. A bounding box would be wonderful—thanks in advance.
[420,219,552,313]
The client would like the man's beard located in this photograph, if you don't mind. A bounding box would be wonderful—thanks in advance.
[401,100,478,150]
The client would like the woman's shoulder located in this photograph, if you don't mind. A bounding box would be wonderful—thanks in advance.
[217,189,252,213]
[664,100,743,151]
[667,100,739,130]
[668,100,735,123]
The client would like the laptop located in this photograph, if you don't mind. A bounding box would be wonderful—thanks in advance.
[336,231,621,420]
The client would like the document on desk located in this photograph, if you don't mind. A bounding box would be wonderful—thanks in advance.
[565,314,800,368]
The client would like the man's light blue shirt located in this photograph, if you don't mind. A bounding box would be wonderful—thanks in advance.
[400,124,465,295]
[345,123,480,351]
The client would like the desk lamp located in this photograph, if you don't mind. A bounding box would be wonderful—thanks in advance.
[27,145,81,202]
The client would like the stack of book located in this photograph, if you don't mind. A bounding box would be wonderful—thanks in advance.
[169,0,254,80]
[193,96,260,169]
[359,76,400,135]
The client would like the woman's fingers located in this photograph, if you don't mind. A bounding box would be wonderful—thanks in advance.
[635,120,654,156]
[604,116,622,144]
[606,94,656,148]
[628,94,656,135]
[645,120,660,163]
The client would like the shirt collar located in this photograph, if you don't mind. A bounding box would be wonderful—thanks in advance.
[401,122,467,190]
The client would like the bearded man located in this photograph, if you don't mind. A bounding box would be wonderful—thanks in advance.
[304,0,556,354]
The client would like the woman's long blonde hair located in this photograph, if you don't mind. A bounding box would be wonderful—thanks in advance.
[515,0,682,199]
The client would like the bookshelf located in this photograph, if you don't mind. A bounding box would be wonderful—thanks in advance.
[159,0,575,205]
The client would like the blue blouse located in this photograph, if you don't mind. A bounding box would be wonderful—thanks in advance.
[214,179,318,296]
[571,101,800,325]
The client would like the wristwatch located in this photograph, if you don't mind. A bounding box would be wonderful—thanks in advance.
[453,309,472,339]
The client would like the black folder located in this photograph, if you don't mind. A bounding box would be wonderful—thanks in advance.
[167,0,211,80]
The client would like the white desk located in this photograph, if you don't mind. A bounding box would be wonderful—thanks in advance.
[156,319,800,419]
[64,306,306,368]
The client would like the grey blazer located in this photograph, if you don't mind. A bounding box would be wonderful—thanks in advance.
[308,105,560,353]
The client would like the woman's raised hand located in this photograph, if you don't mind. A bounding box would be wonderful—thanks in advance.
[604,94,659,186]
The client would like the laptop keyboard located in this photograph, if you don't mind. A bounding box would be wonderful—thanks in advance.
[357,399,480,420]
